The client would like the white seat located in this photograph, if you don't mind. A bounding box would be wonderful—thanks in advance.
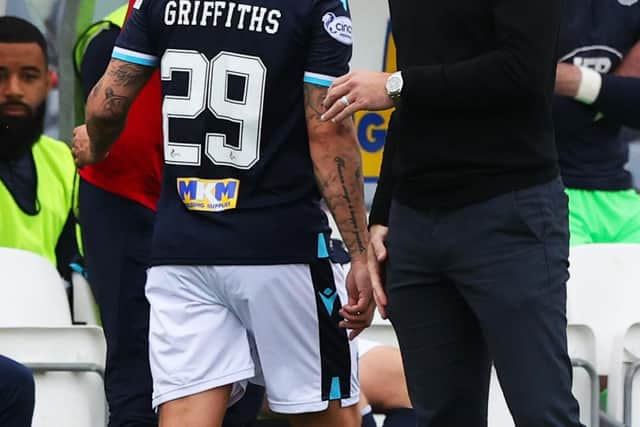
[488,368,515,427]
[0,247,71,326]
[488,324,599,427]
[71,271,99,325]
[487,240,617,427]
[566,244,640,424]
[568,324,600,427]
[0,247,108,426]
[566,244,640,372]
[610,323,640,426]
[360,310,398,348]
[0,327,107,427]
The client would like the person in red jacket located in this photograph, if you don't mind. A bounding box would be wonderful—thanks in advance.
[73,3,162,426]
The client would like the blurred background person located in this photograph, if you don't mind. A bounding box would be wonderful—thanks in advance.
[0,16,74,427]
[358,338,414,427]
[0,15,78,281]
[553,0,640,246]
[552,0,640,409]
[74,2,163,425]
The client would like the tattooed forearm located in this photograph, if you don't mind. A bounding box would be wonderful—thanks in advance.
[85,59,153,158]
[335,157,367,253]
[305,83,368,261]
[87,86,130,156]
[304,84,327,122]
[90,77,103,99]
[104,87,130,116]
[107,61,151,87]
[313,156,368,259]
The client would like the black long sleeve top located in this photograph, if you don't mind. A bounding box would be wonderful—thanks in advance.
[369,0,562,226]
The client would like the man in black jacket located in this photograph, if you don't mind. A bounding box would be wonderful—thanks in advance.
[323,1,584,426]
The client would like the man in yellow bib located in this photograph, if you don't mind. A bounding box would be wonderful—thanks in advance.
[0,16,78,281]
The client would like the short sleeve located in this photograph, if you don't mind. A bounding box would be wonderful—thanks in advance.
[303,0,353,87]
[112,1,159,67]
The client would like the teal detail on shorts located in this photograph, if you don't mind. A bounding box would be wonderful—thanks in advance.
[340,0,349,11]
[317,232,330,258]
[330,376,341,400]
[320,288,338,315]
[566,188,640,246]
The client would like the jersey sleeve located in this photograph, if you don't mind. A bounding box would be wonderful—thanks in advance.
[303,0,353,87]
[112,1,159,67]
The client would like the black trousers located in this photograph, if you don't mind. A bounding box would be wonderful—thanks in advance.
[80,179,157,427]
[385,178,584,427]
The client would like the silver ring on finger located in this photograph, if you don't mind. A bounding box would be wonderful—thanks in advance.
[340,95,350,107]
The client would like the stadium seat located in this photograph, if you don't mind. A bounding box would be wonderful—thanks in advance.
[0,327,107,427]
[360,310,398,348]
[488,367,515,427]
[566,244,640,426]
[487,242,628,427]
[71,271,99,325]
[488,324,599,427]
[566,244,640,371]
[0,247,108,426]
[569,325,601,427]
[0,247,71,326]
[608,323,640,426]
[626,141,640,190]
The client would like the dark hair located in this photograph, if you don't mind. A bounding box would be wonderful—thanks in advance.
[0,16,48,63]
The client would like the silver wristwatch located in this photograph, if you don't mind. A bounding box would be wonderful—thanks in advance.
[385,71,404,104]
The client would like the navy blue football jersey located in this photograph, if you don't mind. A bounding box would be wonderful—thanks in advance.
[113,0,353,265]
[554,0,640,190]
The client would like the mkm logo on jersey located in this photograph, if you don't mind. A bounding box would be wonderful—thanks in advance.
[177,178,240,212]
[355,22,396,181]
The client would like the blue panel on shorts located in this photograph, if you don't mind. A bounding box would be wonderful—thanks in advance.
[317,233,330,259]
[330,376,341,400]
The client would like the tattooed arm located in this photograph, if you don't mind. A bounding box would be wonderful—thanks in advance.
[79,59,153,166]
[305,83,368,261]
[305,83,373,338]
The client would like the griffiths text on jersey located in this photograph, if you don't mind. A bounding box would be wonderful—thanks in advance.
[164,0,282,34]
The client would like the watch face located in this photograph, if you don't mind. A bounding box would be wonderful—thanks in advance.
[387,74,402,94]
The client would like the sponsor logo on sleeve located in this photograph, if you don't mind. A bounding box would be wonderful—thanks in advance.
[618,0,638,6]
[322,13,353,45]
[177,178,240,212]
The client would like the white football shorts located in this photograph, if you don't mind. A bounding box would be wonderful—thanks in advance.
[145,260,360,413]
[358,338,384,358]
